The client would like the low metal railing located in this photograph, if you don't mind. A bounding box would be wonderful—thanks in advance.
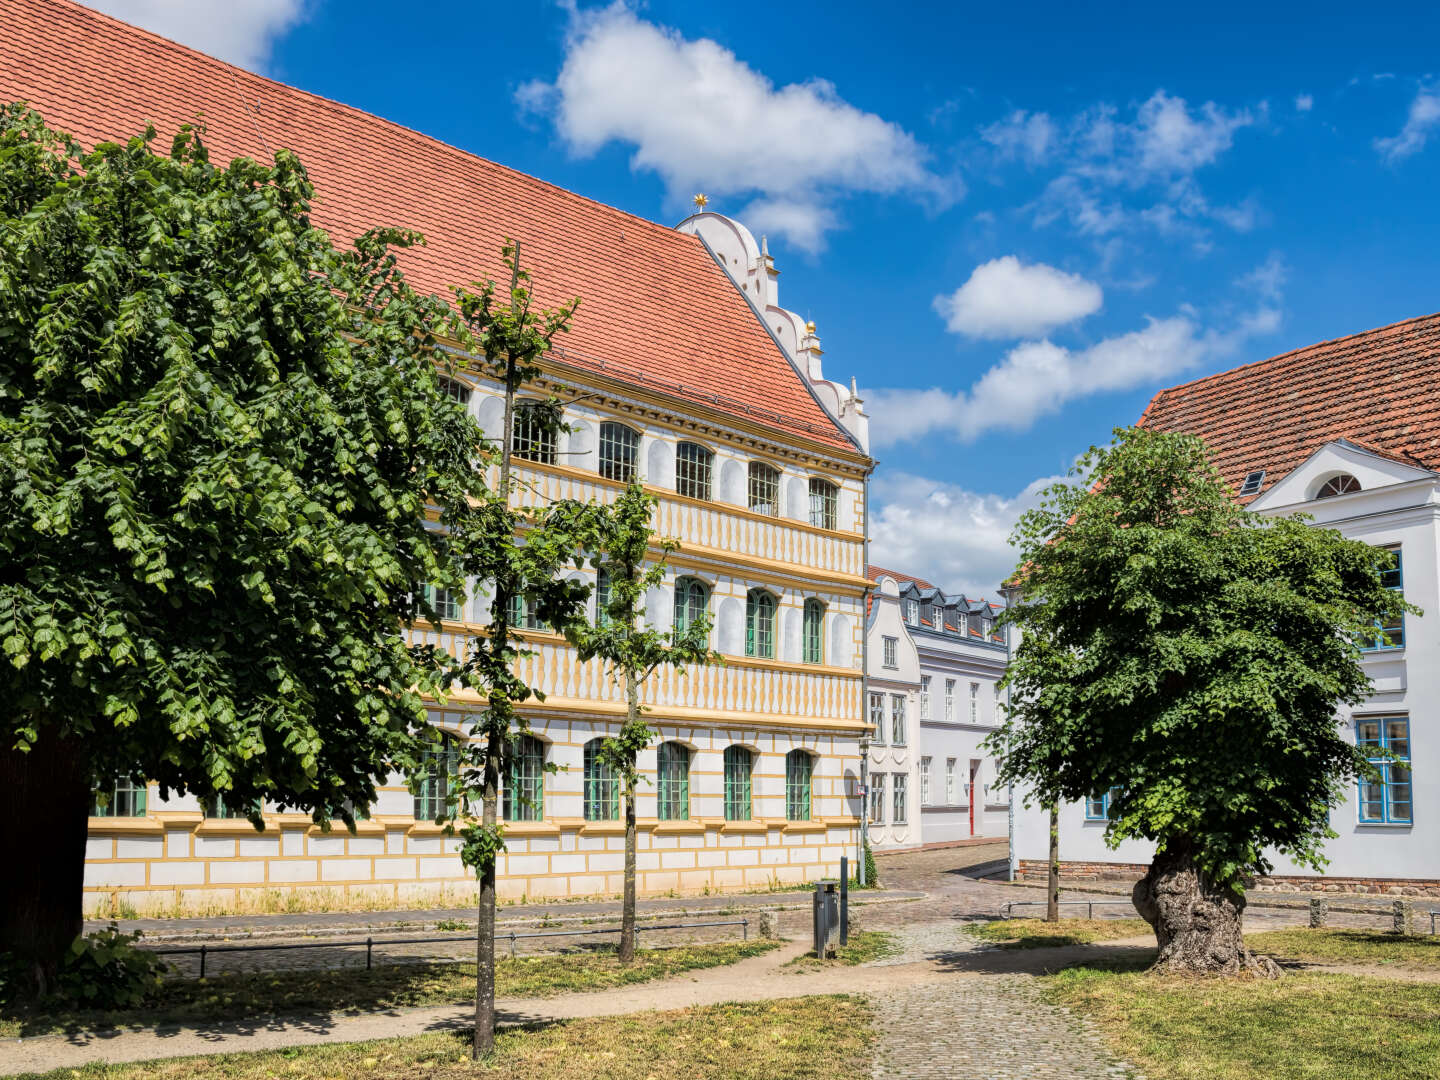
[151,918,748,978]
[1001,899,1134,920]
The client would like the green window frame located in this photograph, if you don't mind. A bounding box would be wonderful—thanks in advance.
[511,401,557,464]
[745,589,776,658]
[723,746,753,821]
[802,598,825,664]
[503,735,545,822]
[747,461,780,516]
[92,778,147,818]
[583,739,619,821]
[414,736,460,822]
[439,377,471,406]
[673,576,709,637]
[421,583,462,622]
[598,421,640,483]
[508,594,541,630]
[595,568,613,628]
[656,742,691,820]
[675,442,713,500]
[204,794,263,820]
[785,750,813,821]
[808,477,838,530]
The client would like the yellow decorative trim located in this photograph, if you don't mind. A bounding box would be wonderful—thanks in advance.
[151,811,203,827]
[307,820,386,837]
[719,821,769,834]
[407,822,450,837]
[781,820,827,834]
[822,816,861,827]
[431,693,870,734]
[503,822,562,838]
[578,822,627,837]
[195,819,269,836]
[86,817,164,834]
[652,821,706,835]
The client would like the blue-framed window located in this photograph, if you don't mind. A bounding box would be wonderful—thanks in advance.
[1085,787,1121,821]
[1359,548,1404,651]
[1357,717,1412,824]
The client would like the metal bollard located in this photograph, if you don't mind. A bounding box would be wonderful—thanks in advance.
[1394,899,1415,936]
[742,919,748,941]
[839,856,849,946]
[508,930,517,958]
[366,936,373,970]
[1309,898,1328,928]
[758,911,777,939]
[199,944,207,979]
[812,880,840,958]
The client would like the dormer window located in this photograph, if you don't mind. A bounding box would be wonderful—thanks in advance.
[1316,473,1361,500]
[903,599,919,625]
[1238,470,1265,497]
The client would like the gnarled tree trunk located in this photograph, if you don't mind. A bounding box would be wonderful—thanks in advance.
[1132,845,1279,977]
[0,727,91,998]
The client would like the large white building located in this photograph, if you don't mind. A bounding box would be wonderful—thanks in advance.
[864,568,1010,851]
[1015,315,1440,894]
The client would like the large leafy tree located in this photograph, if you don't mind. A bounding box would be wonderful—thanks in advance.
[0,107,487,991]
[561,479,717,964]
[989,427,1414,975]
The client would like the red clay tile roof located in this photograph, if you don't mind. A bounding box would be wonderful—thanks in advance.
[866,565,934,589]
[1138,312,1440,502]
[0,0,857,453]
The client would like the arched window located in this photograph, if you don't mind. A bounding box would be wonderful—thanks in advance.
[673,577,709,637]
[675,442,713,500]
[747,461,780,516]
[1316,473,1361,499]
[414,734,459,822]
[511,401,556,464]
[503,735,545,822]
[786,750,814,821]
[745,589,777,658]
[723,746,753,821]
[583,739,619,821]
[808,478,838,530]
[802,598,825,664]
[599,421,640,482]
[656,742,691,820]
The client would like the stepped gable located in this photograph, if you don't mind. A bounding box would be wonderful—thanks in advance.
[1138,312,1440,502]
[0,0,856,452]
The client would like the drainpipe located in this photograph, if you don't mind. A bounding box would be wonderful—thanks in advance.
[1002,584,1018,882]
[858,469,873,884]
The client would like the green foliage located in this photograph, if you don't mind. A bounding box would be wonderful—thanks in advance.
[857,840,879,889]
[0,925,168,1009]
[986,427,1417,888]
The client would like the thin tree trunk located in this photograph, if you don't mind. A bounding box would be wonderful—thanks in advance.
[0,728,91,997]
[1046,802,1060,922]
[1132,844,1279,977]
[618,668,640,964]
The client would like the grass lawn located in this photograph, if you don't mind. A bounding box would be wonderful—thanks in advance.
[1,941,780,1039]
[1044,963,1440,1079]
[25,995,872,1080]
[1246,927,1440,968]
[964,917,1153,948]
[784,929,897,968]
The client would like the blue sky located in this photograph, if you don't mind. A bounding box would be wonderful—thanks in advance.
[86,1,1440,596]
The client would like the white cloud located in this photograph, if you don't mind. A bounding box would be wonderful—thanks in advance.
[980,109,1056,166]
[1375,83,1440,163]
[1295,94,1314,113]
[870,471,1062,600]
[1129,91,1254,175]
[933,256,1102,340]
[80,0,307,70]
[516,3,951,251]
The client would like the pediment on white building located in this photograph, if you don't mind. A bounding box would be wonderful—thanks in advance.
[1248,438,1437,511]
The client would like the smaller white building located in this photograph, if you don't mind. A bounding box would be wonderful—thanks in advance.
[864,567,1010,851]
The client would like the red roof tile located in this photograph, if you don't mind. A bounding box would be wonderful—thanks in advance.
[0,0,857,453]
[1138,312,1440,501]
[866,565,935,589]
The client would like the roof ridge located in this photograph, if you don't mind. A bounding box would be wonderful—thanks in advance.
[42,0,703,251]
[1150,309,1440,400]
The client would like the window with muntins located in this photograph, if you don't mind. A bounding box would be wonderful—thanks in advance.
[892,773,908,824]
[1358,717,1412,824]
[785,750,814,821]
[1360,548,1404,650]
[1085,787,1121,821]
[205,794,262,820]
[673,577,709,638]
[808,478,838,530]
[746,589,777,658]
[439,377,471,406]
[903,599,918,625]
[583,739,620,821]
[919,675,931,720]
[511,401,557,464]
[595,568,613,628]
[92,778,147,818]
[422,583,462,622]
[503,735,545,822]
[919,757,932,805]
[675,442,713,500]
[802,598,825,664]
[656,742,691,820]
[724,746,753,820]
[1316,473,1361,499]
[945,679,956,721]
[868,773,886,824]
[508,594,542,630]
[969,682,979,723]
[868,692,886,743]
[890,694,907,745]
[945,759,956,803]
[748,462,780,516]
[882,635,897,668]
[598,421,640,482]
[414,736,460,821]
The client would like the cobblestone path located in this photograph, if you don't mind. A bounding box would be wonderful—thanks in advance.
[866,924,1142,1080]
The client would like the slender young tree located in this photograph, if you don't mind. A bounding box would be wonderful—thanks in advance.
[987,427,1414,975]
[558,480,717,963]
[0,108,486,994]
[449,246,590,1058]
[1046,804,1060,923]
